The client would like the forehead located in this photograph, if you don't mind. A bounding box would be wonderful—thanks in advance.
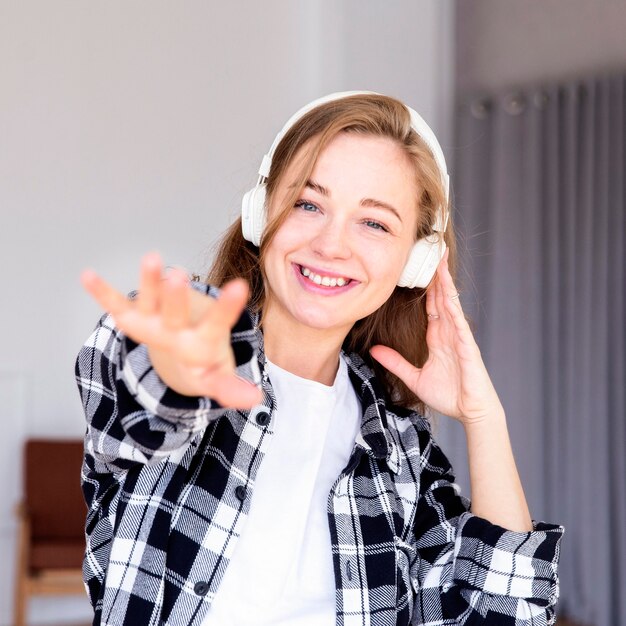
[285,132,419,203]
[316,132,413,175]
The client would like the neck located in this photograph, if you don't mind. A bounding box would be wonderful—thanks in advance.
[261,309,349,386]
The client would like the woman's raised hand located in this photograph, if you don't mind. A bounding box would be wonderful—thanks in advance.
[81,253,263,409]
[370,249,503,425]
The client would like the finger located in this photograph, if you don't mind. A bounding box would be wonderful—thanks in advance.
[433,269,461,342]
[206,373,263,409]
[434,271,447,321]
[439,256,463,312]
[370,345,421,390]
[81,269,132,317]
[425,282,440,322]
[209,279,250,329]
[137,252,162,315]
[161,268,190,330]
[436,261,480,348]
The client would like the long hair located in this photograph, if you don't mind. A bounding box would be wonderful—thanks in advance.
[208,93,456,413]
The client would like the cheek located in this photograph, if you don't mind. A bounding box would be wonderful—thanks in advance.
[368,243,411,281]
[267,214,303,250]
[262,231,296,285]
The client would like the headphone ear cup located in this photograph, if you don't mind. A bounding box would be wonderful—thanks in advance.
[241,184,267,246]
[397,236,447,288]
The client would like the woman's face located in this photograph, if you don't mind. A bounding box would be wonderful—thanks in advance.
[263,132,419,339]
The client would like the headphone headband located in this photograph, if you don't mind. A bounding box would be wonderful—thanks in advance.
[258,91,448,224]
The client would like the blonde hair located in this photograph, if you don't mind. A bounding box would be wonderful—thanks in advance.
[208,93,456,413]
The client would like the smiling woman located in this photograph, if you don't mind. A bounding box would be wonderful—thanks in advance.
[76,92,563,626]
[211,93,450,410]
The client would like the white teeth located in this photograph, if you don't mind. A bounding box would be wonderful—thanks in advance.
[300,266,350,287]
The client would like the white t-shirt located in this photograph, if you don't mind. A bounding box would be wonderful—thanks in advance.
[202,355,361,626]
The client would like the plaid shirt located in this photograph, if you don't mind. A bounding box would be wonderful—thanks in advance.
[76,284,563,626]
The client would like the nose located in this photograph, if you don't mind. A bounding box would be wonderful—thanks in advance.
[310,218,352,260]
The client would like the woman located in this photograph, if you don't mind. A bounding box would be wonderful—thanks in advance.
[76,92,563,626]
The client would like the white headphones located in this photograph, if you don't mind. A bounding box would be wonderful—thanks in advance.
[241,91,450,289]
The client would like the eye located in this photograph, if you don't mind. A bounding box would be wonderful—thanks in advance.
[363,219,389,233]
[294,200,320,212]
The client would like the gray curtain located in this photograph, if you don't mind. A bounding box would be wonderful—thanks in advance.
[441,73,625,625]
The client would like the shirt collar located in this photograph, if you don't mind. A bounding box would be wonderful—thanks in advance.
[342,351,401,475]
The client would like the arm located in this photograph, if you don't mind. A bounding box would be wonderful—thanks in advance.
[464,408,531,530]
[77,255,263,609]
[371,250,563,622]
[371,249,531,530]
[411,417,562,624]
[76,254,262,473]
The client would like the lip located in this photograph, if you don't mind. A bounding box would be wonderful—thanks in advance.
[296,263,355,281]
[292,263,359,295]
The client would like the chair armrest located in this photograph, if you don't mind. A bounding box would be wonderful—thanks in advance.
[15,501,27,519]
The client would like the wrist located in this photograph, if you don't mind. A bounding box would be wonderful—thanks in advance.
[461,403,506,431]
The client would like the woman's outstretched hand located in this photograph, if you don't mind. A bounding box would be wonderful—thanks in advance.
[370,249,503,426]
[81,253,263,409]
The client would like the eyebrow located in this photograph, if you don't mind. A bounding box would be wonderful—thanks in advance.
[301,178,404,223]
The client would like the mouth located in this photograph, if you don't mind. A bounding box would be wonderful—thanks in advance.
[297,264,354,288]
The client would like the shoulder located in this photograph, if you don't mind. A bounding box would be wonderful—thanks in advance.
[343,350,446,461]
[342,349,432,432]
[385,404,452,470]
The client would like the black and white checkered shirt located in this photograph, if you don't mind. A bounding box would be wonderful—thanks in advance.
[76,284,563,626]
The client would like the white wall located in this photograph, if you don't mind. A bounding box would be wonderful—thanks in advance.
[0,1,454,623]
[456,0,626,94]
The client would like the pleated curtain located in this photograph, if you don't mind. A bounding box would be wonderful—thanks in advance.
[442,73,625,625]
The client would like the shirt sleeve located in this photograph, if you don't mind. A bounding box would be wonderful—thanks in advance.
[410,418,563,625]
[75,282,261,473]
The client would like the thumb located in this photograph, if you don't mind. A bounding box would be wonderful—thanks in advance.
[207,372,263,410]
[214,279,251,328]
[370,345,421,390]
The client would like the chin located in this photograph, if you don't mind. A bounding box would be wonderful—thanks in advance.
[290,305,353,333]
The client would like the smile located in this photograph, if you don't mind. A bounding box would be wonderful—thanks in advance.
[298,265,353,288]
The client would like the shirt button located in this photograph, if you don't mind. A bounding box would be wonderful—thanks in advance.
[371,435,387,457]
[194,581,209,596]
[255,411,270,426]
[235,485,247,501]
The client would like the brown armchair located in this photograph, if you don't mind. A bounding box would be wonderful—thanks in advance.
[13,439,88,626]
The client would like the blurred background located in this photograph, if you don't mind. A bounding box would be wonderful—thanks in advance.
[0,1,623,624]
